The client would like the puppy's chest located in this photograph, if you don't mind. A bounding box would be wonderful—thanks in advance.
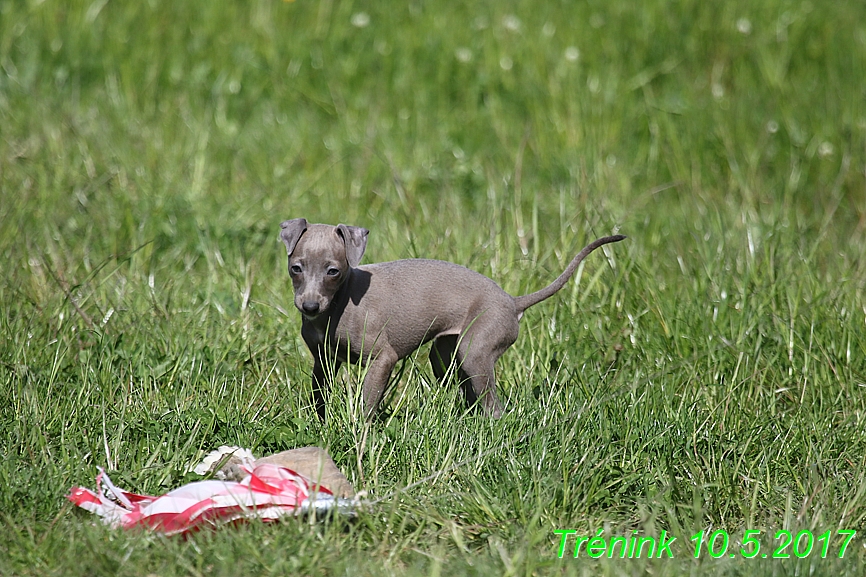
[300,321,327,348]
[301,318,366,361]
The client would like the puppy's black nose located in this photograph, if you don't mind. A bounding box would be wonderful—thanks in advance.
[302,301,320,315]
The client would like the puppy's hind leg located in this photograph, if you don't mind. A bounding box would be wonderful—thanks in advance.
[429,335,458,382]
[455,318,518,418]
[457,351,505,418]
[432,335,488,413]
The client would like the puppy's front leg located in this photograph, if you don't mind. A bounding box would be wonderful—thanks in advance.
[361,350,398,419]
[311,353,341,422]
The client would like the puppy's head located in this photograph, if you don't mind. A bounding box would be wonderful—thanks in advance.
[280,219,369,319]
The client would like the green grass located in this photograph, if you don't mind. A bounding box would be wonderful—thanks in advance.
[2,0,866,574]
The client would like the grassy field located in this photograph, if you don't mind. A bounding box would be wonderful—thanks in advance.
[2,0,866,574]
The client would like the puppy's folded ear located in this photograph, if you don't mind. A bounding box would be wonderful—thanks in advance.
[336,224,369,267]
[279,218,308,255]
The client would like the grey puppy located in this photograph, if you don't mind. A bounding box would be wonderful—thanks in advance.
[280,218,625,420]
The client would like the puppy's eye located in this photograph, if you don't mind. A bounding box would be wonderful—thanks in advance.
[290,265,302,274]
[327,267,340,277]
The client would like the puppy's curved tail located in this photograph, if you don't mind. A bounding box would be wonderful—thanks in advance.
[513,235,626,314]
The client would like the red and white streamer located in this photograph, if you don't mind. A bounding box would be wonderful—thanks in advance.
[68,463,348,535]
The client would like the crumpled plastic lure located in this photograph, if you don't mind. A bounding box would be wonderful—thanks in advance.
[68,462,354,535]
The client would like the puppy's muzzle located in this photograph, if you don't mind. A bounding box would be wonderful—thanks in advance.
[301,301,321,315]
